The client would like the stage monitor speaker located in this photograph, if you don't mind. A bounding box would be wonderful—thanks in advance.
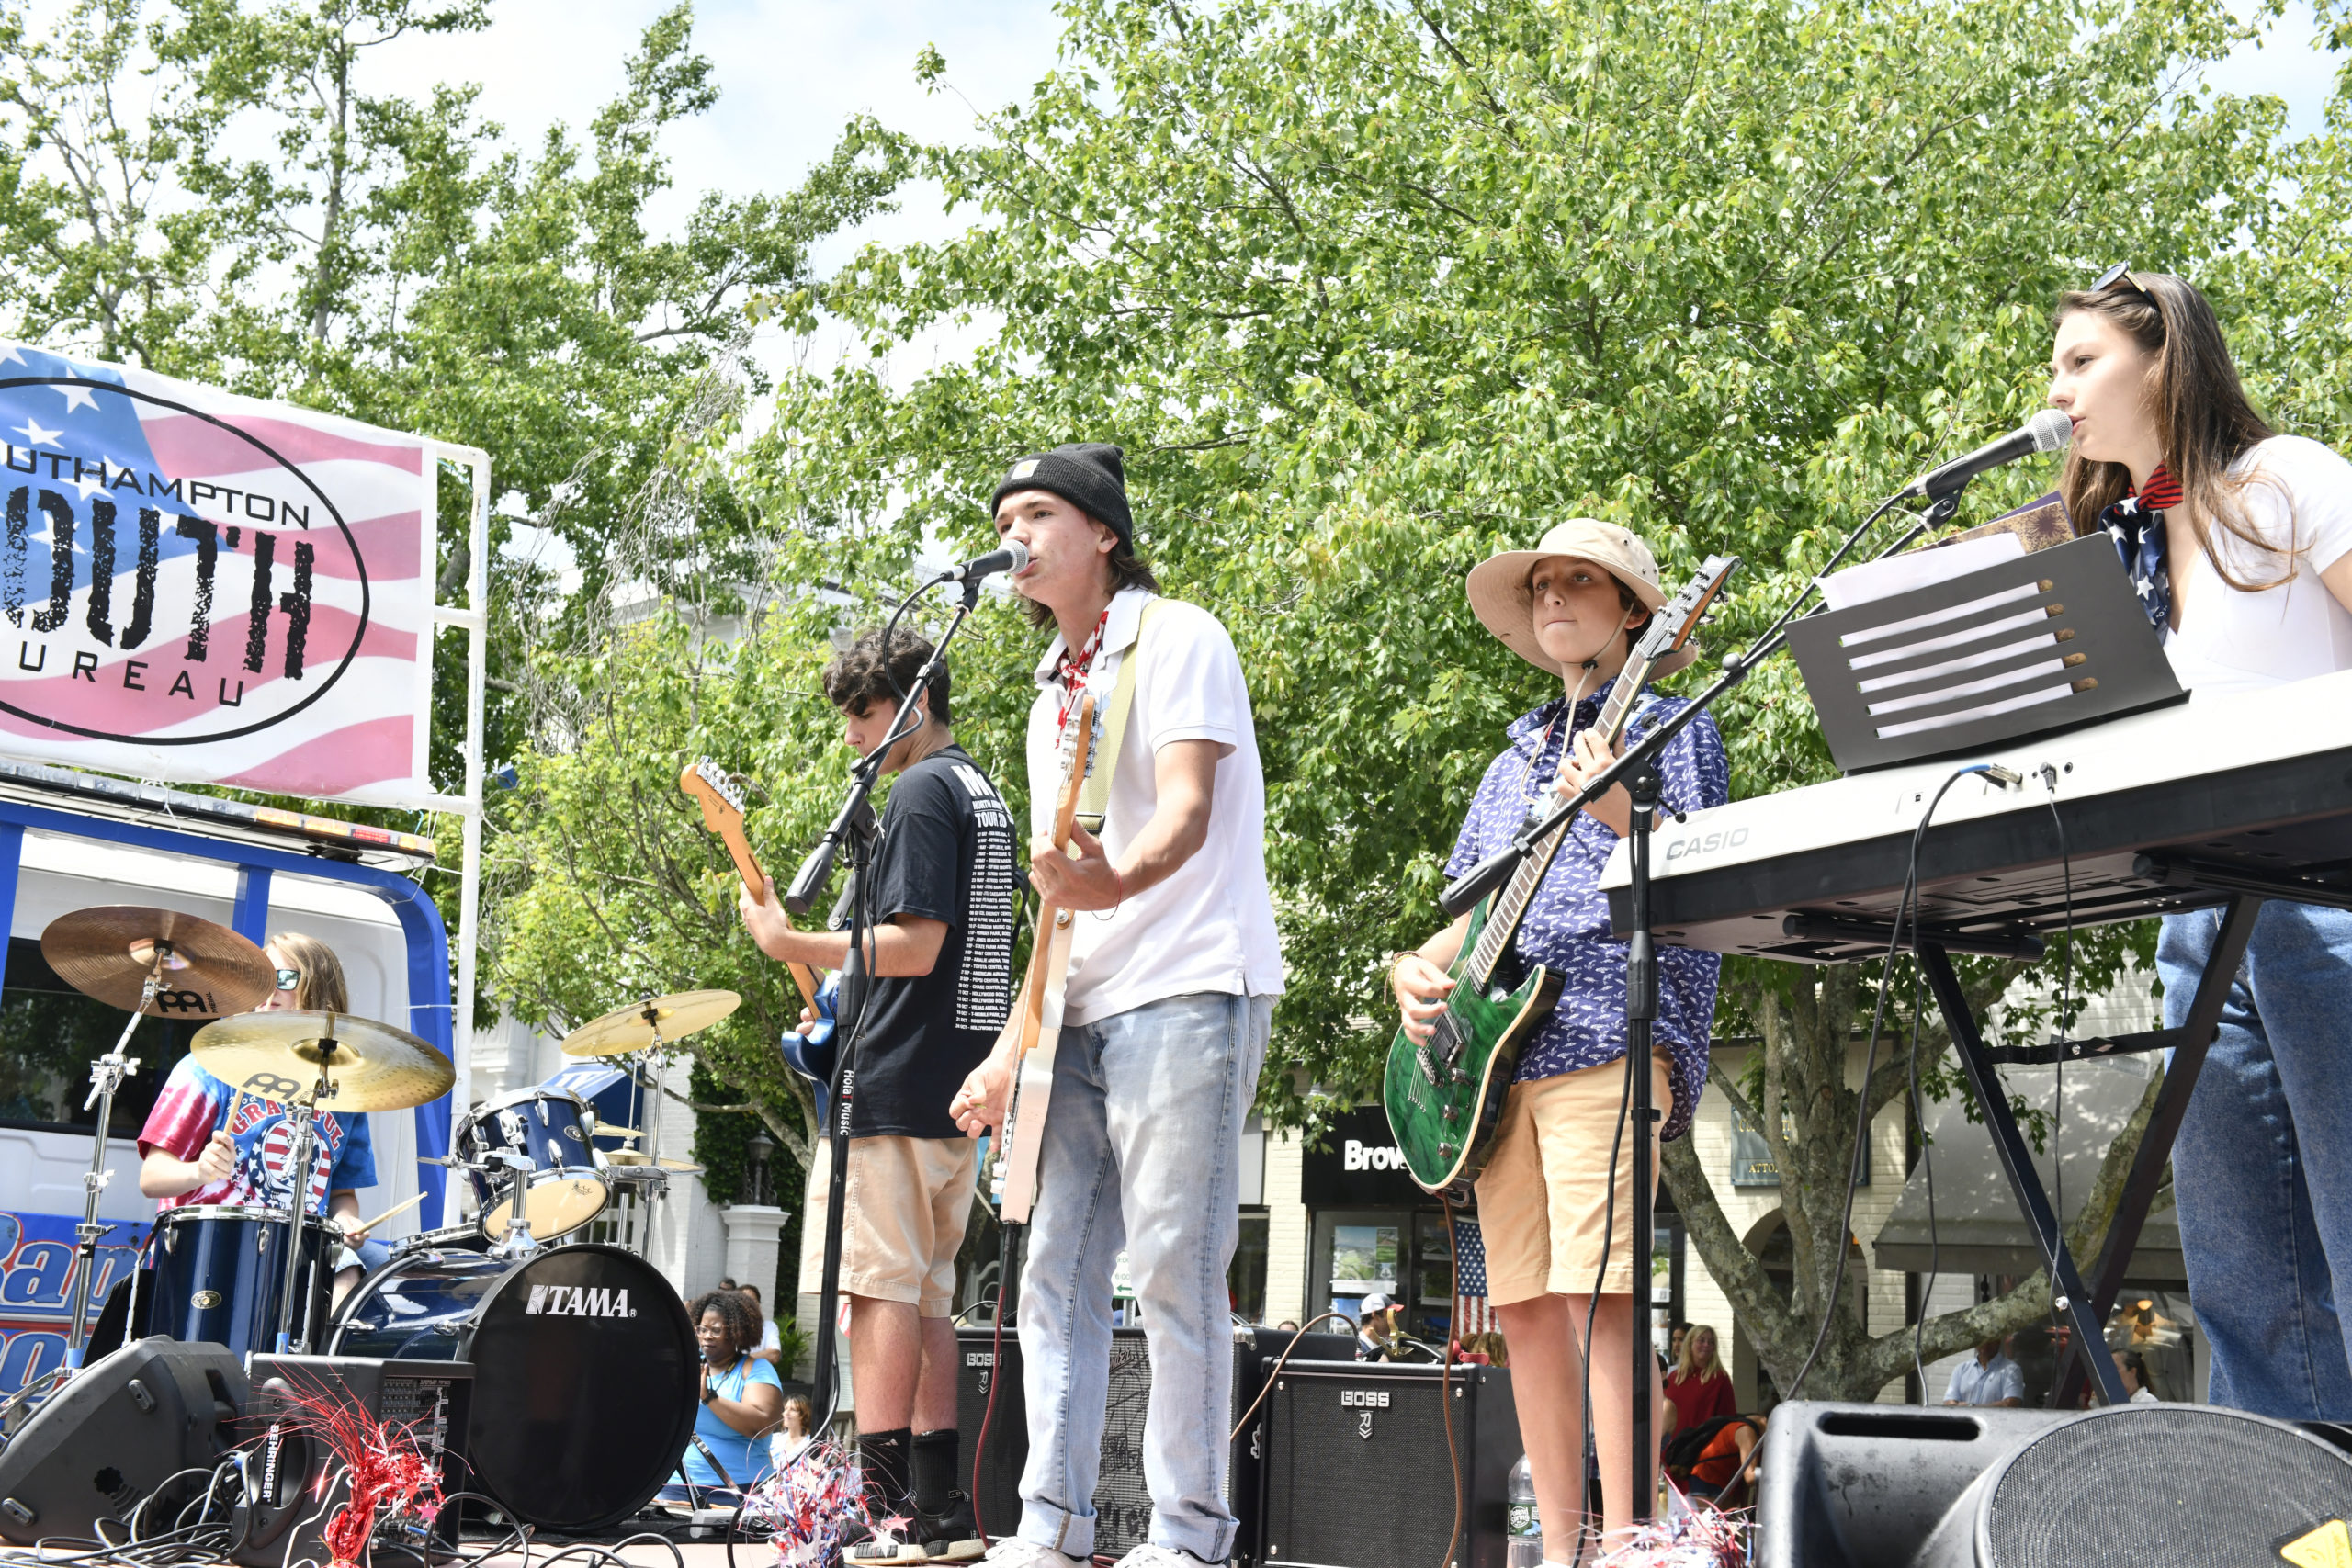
[1257,1359,1519,1568]
[1757,1400,2352,1568]
[0,1337,247,1545]
[956,1323,1351,1565]
[233,1355,475,1568]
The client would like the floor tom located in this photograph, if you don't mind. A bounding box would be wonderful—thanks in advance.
[149,1205,335,1355]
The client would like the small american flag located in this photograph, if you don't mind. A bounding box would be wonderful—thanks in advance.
[1453,1215,1495,1337]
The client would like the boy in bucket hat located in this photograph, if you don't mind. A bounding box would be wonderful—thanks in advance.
[1388,520,1728,1555]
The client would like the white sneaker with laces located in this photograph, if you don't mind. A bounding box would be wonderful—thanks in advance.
[1112,1547,1218,1568]
[978,1539,1081,1566]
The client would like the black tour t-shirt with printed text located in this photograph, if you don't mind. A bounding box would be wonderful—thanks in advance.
[832,743,1019,1139]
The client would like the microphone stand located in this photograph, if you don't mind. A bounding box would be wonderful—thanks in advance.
[799,566,991,1438]
[1438,484,1959,1524]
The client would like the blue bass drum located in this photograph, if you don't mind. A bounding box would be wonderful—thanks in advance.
[331,1242,695,1531]
[150,1205,335,1355]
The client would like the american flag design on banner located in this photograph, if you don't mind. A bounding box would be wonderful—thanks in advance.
[0,343,437,805]
[1453,1213,1495,1337]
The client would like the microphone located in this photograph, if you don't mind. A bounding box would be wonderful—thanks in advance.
[944,538,1030,583]
[1901,409,2073,499]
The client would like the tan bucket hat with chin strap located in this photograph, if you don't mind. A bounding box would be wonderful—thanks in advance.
[1464,518,1700,680]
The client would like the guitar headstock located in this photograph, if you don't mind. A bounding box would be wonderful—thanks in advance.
[680,757,747,832]
[1625,555,1739,682]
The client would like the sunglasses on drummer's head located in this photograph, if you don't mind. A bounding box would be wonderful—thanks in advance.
[275,967,300,992]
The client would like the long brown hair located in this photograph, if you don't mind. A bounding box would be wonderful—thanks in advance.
[266,931,349,1013]
[2054,273,2281,592]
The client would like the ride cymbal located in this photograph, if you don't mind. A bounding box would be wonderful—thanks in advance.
[560,990,741,1057]
[40,906,275,1018]
[191,1010,455,1111]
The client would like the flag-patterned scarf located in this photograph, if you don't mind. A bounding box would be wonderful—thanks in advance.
[2100,465,2183,637]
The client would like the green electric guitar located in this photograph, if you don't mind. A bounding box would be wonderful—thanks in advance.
[1383,556,1737,1199]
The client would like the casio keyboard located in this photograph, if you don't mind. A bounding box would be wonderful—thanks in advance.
[1599,665,2352,958]
[1597,665,2352,1407]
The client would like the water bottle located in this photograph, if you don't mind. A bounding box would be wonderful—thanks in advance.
[1507,1452,1542,1567]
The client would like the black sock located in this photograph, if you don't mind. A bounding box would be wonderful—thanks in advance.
[859,1427,911,1519]
[910,1427,959,1516]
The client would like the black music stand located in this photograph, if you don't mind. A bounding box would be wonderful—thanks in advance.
[1786,536,2193,1406]
[1788,535,2185,774]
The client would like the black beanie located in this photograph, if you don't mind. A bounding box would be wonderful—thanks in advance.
[990,443,1133,546]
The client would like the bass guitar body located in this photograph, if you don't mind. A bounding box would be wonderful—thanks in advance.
[1382,894,1562,1201]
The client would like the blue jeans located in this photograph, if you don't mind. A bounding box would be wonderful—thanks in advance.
[1016,990,1272,1562]
[2164,901,2352,1418]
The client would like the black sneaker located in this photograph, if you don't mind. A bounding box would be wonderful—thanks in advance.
[919,1493,984,1562]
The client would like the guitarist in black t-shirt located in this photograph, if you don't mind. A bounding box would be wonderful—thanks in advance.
[739,628,1018,1564]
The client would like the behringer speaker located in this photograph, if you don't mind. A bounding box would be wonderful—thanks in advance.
[956,1324,1351,1564]
[1758,1399,2352,1568]
[233,1354,474,1568]
[1257,1359,1520,1568]
[0,1337,247,1545]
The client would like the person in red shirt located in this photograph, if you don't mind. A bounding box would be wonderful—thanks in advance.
[1663,1324,1735,1437]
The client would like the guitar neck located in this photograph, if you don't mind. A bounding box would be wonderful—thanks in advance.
[717,821,820,1009]
[1466,666,1653,987]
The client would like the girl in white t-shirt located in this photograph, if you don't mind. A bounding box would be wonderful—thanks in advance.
[2048,267,2352,1421]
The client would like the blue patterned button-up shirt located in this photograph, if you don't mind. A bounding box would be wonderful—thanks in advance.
[1443,681,1729,1141]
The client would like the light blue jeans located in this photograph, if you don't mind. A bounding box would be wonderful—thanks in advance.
[2164,900,2352,1418]
[1016,990,1271,1562]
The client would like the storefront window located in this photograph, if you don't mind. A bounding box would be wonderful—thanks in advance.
[1328,1223,1398,1315]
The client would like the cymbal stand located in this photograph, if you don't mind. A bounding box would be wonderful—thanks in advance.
[63,944,170,1368]
[486,1149,539,1259]
[272,1034,342,1357]
[636,1003,673,1268]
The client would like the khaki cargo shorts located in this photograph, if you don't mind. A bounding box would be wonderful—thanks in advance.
[798,1135,978,1317]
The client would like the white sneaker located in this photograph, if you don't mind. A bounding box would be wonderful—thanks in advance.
[1112,1547,1218,1567]
[978,1540,1081,1566]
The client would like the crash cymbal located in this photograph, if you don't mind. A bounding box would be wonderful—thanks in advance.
[591,1127,644,1141]
[40,906,275,1018]
[560,990,741,1057]
[603,1149,651,1166]
[656,1157,704,1173]
[191,1010,455,1112]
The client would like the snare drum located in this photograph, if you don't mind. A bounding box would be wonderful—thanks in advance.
[390,1223,490,1257]
[453,1086,609,1242]
[150,1205,335,1355]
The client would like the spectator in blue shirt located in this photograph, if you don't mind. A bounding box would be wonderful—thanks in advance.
[1943,1337,2027,1407]
[662,1289,784,1505]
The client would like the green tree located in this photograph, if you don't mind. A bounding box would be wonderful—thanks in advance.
[707,0,2287,1396]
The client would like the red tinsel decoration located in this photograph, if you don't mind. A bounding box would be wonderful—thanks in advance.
[251,1376,445,1568]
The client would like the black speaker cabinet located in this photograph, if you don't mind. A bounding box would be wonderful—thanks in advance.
[233,1355,474,1567]
[956,1324,1351,1564]
[1758,1400,2352,1568]
[0,1337,247,1544]
[1258,1359,1520,1568]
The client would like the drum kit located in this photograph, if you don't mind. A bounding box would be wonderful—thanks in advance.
[21,900,752,1531]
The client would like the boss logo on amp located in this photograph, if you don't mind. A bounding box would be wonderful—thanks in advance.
[1338,1389,1390,1408]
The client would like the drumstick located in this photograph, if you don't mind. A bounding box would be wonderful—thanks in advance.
[350,1190,428,1234]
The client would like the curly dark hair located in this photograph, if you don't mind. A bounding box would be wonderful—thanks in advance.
[689,1288,764,1357]
[823,627,949,724]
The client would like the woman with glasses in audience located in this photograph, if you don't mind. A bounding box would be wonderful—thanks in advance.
[2049,266,2352,1418]
[138,932,383,1298]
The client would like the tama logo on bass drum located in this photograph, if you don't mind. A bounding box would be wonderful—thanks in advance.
[525,1283,637,1317]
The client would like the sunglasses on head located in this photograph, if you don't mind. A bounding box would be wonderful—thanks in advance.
[274,967,300,991]
[2092,263,2154,299]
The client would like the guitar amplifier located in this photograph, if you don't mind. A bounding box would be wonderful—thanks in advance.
[1258,1360,1520,1568]
[957,1324,1351,1563]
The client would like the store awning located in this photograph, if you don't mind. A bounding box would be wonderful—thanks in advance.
[1872,1055,2182,1282]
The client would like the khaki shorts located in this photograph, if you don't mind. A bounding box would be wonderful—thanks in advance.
[798,1135,978,1317]
[1473,1050,1672,1305]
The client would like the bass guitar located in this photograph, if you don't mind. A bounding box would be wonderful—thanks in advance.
[1382,557,1737,1199]
[989,693,1095,1225]
[680,759,838,1077]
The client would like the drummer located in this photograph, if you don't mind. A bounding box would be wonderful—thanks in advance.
[137,932,380,1296]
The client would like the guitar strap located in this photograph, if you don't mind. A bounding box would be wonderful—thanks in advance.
[1038,596,1164,839]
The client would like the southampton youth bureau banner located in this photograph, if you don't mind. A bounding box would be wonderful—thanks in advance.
[0,344,437,802]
